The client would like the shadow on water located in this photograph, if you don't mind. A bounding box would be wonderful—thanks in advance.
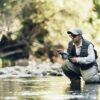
[0,76,100,100]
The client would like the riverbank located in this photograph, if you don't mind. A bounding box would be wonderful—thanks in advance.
[0,59,64,78]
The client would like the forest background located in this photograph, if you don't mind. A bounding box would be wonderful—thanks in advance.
[0,0,100,66]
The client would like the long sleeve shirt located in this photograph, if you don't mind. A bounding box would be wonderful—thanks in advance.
[75,42,95,64]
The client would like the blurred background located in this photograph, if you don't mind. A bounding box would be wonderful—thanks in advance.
[0,0,100,67]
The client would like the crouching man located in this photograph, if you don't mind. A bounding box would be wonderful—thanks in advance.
[58,28,100,83]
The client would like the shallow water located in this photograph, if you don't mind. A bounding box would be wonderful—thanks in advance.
[0,76,100,100]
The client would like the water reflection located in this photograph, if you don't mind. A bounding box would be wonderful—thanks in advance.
[0,76,100,100]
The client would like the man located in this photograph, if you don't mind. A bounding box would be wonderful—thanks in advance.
[58,28,100,83]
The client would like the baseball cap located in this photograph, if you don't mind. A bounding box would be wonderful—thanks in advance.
[67,28,82,35]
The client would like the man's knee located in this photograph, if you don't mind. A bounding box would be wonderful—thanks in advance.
[61,60,70,71]
[62,66,80,80]
[84,75,100,83]
[61,60,80,80]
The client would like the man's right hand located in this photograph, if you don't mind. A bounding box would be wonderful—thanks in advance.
[56,49,64,54]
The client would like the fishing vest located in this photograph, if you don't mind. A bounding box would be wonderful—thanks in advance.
[67,39,98,70]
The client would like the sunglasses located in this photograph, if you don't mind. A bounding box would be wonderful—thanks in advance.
[69,34,77,38]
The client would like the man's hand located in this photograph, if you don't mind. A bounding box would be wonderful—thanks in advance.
[69,57,77,63]
[56,49,64,54]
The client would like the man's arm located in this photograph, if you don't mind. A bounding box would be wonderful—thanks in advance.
[56,49,69,59]
[76,44,95,64]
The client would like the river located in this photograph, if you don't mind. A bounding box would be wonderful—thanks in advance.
[0,76,100,100]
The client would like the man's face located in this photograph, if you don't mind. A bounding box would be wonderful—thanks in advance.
[69,34,81,44]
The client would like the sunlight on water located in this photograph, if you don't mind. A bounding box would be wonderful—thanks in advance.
[0,76,99,100]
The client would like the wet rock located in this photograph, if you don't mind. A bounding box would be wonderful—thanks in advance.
[15,59,29,66]
[48,70,63,76]
[42,71,47,76]
[0,71,5,75]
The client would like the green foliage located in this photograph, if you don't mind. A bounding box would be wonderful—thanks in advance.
[0,0,100,62]
[93,0,100,18]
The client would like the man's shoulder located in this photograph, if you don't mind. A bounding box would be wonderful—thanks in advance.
[68,41,73,46]
[82,39,92,45]
[68,41,73,44]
